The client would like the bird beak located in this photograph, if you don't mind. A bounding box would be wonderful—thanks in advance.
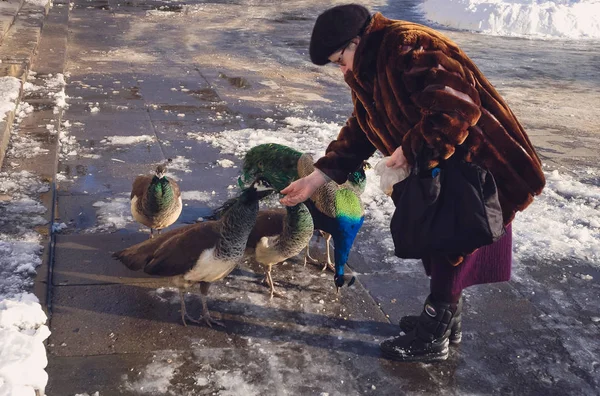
[252,178,275,199]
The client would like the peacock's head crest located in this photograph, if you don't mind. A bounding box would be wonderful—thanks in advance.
[154,165,167,180]
[240,143,303,192]
[347,161,370,186]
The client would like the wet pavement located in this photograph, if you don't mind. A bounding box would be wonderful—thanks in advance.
[33,0,600,395]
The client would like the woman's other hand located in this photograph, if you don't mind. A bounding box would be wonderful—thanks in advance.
[386,146,408,169]
[280,170,328,206]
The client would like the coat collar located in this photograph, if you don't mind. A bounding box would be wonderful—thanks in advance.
[345,13,394,87]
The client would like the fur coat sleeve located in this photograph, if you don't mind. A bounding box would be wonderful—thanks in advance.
[314,115,377,183]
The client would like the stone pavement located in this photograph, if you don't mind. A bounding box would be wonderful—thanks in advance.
[0,0,55,166]
[3,0,597,395]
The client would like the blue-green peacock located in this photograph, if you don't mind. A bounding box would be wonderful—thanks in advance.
[241,143,367,289]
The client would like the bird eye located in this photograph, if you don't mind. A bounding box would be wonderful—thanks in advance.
[258,161,263,170]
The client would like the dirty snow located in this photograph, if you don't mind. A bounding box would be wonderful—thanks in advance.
[101,135,156,145]
[166,156,192,173]
[0,77,21,123]
[124,352,180,394]
[0,171,51,396]
[25,0,51,6]
[90,196,132,232]
[216,159,236,168]
[182,191,214,202]
[421,0,600,39]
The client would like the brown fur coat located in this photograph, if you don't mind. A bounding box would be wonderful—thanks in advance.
[314,13,545,224]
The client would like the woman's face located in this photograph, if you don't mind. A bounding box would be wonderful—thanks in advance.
[328,38,360,74]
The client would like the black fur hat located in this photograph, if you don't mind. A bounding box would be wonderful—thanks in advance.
[309,4,371,65]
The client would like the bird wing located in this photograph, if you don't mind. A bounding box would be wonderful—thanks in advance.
[131,175,151,199]
[144,222,222,276]
[245,209,285,249]
[113,221,221,276]
[297,153,315,178]
[167,176,181,199]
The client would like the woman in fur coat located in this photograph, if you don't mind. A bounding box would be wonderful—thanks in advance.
[280,4,545,362]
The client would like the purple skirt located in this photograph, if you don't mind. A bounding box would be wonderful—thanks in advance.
[422,224,513,295]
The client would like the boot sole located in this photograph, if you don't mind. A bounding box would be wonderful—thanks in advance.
[399,327,462,345]
[381,347,449,363]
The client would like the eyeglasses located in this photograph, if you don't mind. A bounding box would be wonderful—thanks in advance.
[331,42,352,66]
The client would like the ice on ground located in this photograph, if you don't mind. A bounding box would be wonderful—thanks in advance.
[420,0,600,39]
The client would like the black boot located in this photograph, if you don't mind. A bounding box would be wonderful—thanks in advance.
[399,295,463,344]
[380,295,460,362]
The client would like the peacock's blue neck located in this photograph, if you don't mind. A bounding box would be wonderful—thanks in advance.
[332,216,365,278]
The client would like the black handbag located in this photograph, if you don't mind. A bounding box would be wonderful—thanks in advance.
[390,150,505,258]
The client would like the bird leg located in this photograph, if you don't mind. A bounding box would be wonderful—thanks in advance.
[304,239,319,266]
[321,232,334,272]
[178,288,198,327]
[198,282,225,328]
[264,265,285,299]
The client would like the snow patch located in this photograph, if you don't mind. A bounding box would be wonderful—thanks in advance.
[181,191,213,202]
[0,77,21,123]
[101,135,155,145]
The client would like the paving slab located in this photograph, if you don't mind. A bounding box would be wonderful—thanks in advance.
[0,2,49,64]
[0,0,23,45]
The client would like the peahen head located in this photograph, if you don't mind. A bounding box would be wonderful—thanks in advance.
[241,143,303,192]
[154,164,167,179]
[210,178,274,220]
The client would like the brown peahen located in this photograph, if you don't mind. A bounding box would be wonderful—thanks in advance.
[130,162,182,238]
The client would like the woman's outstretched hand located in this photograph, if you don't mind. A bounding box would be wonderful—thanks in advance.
[386,146,408,169]
[280,170,328,206]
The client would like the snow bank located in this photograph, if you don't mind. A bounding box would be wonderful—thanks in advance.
[420,0,600,39]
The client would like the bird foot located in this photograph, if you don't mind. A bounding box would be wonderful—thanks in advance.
[203,315,225,328]
[182,313,201,327]
[182,313,224,328]
[321,261,335,272]
[269,288,287,299]
[304,253,319,265]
